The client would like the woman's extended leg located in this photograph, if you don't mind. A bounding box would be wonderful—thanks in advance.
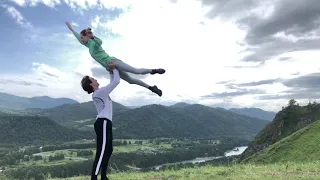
[119,70,163,96]
[113,59,165,75]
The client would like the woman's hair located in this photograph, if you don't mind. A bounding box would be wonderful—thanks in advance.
[81,76,94,94]
[80,28,92,36]
[80,29,87,36]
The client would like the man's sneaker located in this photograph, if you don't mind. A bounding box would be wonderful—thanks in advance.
[150,68,166,75]
[149,85,162,96]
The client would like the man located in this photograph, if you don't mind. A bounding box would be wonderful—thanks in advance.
[81,61,119,180]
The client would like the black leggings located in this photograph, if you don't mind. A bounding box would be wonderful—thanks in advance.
[91,118,113,180]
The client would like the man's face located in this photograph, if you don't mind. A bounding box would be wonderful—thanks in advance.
[89,77,99,87]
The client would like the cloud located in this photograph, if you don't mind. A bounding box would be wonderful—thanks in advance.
[226,61,265,69]
[281,73,320,89]
[0,78,47,87]
[200,0,262,20]
[238,0,320,63]
[0,62,92,100]
[234,78,281,87]
[222,73,320,101]
[232,73,320,89]
[90,15,101,29]
[71,21,79,27]
[216,80,235,84]
[278,57,292,61]
[9,0,132,10]
[199,0,320,63]
[245,0,320,40]
[201,88,265,99]
[1,4,32,29]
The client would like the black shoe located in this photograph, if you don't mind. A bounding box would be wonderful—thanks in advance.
[150,68,165,75]
[101,176,109,180]
[149,86,162,97]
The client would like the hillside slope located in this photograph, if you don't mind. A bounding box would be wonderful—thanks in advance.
[239,100,320,161]
[178,104,269,140]
[112,104,269,140]
[4,101,269,140]
[0,93,78,109]
[112,104,212,139]
[0,113,90,145]
[42,162,320,180]
[228,107,276,121]
[23,101,129,125]
[242,119,320,164]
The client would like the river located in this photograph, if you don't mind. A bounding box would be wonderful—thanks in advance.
[150,146,248,170]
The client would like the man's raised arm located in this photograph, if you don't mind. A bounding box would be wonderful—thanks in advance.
[97,68,120,95]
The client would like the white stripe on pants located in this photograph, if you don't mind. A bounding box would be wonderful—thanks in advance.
[95,120,107,175]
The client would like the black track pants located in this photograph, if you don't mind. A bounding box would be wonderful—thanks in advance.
[91,118,113,180]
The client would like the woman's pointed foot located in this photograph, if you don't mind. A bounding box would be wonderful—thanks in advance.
[149,85,162,96]
[150,68,165,75]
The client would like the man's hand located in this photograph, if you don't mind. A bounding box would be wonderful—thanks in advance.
[108,60,116,70]
[65,22,74,32]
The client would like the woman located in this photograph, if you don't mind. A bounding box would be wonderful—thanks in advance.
[66,21,165,97]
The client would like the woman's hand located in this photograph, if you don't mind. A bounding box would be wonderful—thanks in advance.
[65,22,74,32]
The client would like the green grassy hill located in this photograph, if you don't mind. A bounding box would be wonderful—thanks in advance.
[0,112,91,146]
[241,119,320,164]
[112,104,268,140]
[2,163,320,180]
[29,162,318,180]
[178,104,269,140]
[26,101,129,125]
[239,100,320,161]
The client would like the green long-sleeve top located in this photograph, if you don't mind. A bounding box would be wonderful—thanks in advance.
[73,31,116,68]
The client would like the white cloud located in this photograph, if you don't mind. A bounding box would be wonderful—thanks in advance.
[9,0,132,10]
[71,21,79,27]
[9,0,61,8]
[1,4,32,29]
[9,0,26,6]
[90,15,101,29]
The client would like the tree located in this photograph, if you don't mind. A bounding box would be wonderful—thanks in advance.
[288,99,297,107]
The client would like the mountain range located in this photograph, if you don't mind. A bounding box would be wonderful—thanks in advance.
[0,93,275,121]
[0,93,272,145]
[228,108,276,121]
[0,92,78,109]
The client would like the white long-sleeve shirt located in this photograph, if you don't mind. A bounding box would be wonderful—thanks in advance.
[92,69,120,121]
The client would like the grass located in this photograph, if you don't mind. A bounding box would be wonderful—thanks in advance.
[243,120,320,164]
[42,162,320,180]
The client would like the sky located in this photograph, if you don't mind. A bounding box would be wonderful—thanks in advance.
[1,0,320,112]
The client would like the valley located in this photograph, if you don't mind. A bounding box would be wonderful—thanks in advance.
[1,94,319,179]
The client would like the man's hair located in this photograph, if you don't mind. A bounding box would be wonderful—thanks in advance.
[81,76,93,94]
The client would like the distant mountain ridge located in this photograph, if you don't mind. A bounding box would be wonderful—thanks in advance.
[228,107,276,121]
[0,92,79,109]
[15,101,270,140]
[170,102,276,121]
